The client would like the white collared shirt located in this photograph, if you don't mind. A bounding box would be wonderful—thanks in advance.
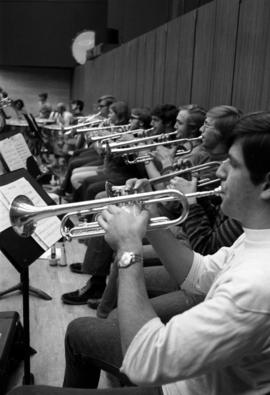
[121,229,270,395]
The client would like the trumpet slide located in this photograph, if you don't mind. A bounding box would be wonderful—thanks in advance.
[76,123,131,134]
[110,136,202,164]
[103,131,178,151]
[64,112,101,134]
[149,161,221,188]
[90,127,154,144]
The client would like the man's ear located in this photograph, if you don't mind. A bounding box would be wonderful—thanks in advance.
[260,172,270,200]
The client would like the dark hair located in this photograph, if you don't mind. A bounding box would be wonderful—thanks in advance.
[39,93,48,100]
[13,99,24,110]
[179,104,206,136]
[98,95,116,107]
[110,101,130,125]
[229,111,270,185]
[207,105,242,146]
[151,104,178,126]
[72,99,84,112]
[131,107,151,129]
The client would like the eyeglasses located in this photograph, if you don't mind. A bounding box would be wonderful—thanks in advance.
[202,121,216,129]
[98,104,108,109]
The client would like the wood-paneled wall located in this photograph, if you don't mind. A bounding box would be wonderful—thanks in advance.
[0,67,72,116]
[72,0,270,114]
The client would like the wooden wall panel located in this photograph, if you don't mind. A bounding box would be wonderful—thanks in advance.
[118,43,132,103]
[191,2,216,109]
[142,30,156,108]
[232,0,270,112]
[163,18,181,104]
[152,24,168,105]
[113,46,126,101]
[71,66,85,103]
[175,11,196,106]
[71,0,270,114]
[135,35,147,107]
[83,60,98,113]
[126,39,139,107]
[208,0,240,108]
[0,67,72,116]
[95,52,115,102]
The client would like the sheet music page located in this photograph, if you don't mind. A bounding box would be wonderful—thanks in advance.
[0,178,61,250]
[9,133,32,167]
[0,139,25,171]
[0,191,11,232]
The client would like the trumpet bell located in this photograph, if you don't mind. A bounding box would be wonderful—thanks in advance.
[10,195,36,237]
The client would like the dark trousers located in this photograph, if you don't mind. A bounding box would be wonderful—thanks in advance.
[7,386,163,395]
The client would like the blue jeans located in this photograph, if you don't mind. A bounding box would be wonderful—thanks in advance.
[63,266,203,388]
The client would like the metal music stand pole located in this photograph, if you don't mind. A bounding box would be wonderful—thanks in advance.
[21,265,35,385]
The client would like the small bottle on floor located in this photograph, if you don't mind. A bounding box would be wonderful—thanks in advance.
[49,244,59,266]
[59,241,67,267]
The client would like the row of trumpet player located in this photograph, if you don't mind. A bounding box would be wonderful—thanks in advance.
[10,161,222,240]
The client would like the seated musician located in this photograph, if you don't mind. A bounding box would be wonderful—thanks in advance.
[144,104,206,180]
[38,92,52,119]
[70,99,84,118]
[12,99,27,121]
[148,105,241,184]
[69,101,132,190]
[61,106,153,305]
[72,101,148,203]
[49,103,73,128]
[60,95,116,195]
[61,104,241,309]
[129,107,152,132]
[10,111,270,395]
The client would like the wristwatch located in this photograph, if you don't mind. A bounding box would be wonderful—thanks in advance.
[117,252,143,269]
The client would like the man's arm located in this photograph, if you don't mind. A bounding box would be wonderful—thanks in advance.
[118,229,194,353]
[147,229,194,285]
[98,204,194,354]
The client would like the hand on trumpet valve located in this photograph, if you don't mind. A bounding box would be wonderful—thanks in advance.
[168,176,198,204]
[153,145,175,168]
[173,158,193,171]
[97,203,149,252]
[125,178,160,217]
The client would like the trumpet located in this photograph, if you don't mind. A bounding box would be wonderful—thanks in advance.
[9,187,222,239]
[111,136,202,164]
[90,127,154,143]
[103,131,178,152]
[149,161,221,188]
[64,112,102,134]
[76,123,131,134]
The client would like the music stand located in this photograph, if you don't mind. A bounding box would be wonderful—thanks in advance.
[0,169,62,384]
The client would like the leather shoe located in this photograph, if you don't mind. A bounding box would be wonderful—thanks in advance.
[62,280,106,305]
[69,262,84,274]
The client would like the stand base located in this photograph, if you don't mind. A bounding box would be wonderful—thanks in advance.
[0,282,52,300]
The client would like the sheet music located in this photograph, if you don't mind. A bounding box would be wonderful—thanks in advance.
[0,192,10,232]
[9,133,32,166]
[0,178,61,250]
[0,139,25,171]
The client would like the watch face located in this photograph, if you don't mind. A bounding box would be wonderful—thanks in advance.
[118,252,143,268]
[119,252,134,268]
